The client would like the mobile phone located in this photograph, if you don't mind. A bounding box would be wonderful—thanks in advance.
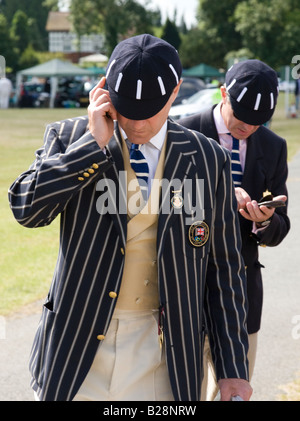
[258,200,286,208]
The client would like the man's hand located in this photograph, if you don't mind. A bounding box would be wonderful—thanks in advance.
[218,378,253,401]
[235,187,287,225]
[88,77,117,150]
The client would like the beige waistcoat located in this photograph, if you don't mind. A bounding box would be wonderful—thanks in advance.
[115,137,167,310]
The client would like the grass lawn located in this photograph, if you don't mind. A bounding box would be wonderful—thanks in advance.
[0,94,300,315]
[270,92,300,160]
[0,107,85,315]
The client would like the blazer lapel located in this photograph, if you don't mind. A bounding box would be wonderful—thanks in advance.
[157,120,199,256]
[242,129,265,198]
[104,124,127,246]
[199,106,219,141]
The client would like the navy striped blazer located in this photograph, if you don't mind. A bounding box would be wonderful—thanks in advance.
[8,116,249,401]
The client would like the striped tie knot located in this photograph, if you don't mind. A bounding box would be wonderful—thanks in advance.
[230,136,243,187]
[129,143,149,201]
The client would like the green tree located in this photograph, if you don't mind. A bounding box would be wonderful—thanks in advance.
[179,16,188,35]
[234,0,300,68]
[70,0,156,55]
[161,18,181,50]
[194,0,243,68]
[0,0,54,51]
[9,10,45,71]
[19,44,40,69]
[179,26,226,69]
[10,10,31,55]
[43,0,59,11]
[0,13,18,72]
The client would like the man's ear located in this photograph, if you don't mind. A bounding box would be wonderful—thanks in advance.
[171,79,183,102]
[220,85,227,103]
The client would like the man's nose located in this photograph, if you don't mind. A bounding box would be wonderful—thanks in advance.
[241,122,258,131]
[130,119,147,129]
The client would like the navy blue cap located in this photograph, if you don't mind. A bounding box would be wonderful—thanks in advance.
[225,59,279,125]
[106,34,182,120]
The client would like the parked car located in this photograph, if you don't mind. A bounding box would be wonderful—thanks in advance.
[174,77,206,105]
[54,79,98,108]
[54,79,83,108]
[76,80,98,107]
[18,82,50,108]
[278,79,295,92]
[169,88,220,120]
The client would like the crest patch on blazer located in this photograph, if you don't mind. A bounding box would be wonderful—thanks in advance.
[188,221,209,247]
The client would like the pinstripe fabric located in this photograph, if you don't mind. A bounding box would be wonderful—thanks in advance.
[8,116,249,401]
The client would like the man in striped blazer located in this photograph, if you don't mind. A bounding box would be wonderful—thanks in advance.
[179,60,290,399]
[8,34,252,401]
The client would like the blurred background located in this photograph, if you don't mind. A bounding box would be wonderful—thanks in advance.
[0,0,299,117]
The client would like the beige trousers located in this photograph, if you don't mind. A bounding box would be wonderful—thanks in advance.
[200,332,257,401]
[73,309,174,401]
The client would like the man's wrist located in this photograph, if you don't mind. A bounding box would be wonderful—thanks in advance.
[256,217,272,228]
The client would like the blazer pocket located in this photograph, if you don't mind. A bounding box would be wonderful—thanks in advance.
[29,302,56,387]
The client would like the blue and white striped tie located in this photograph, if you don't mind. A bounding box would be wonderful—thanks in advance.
[231,136,243,187]
[130,143,149,201]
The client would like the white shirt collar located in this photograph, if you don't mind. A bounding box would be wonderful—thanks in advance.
[213,102,229,135]
[119,120,167,151]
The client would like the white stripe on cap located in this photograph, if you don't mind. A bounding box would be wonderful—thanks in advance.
[106,59,116,79]
[169,64,179,84]
[254,93,261,110]
[115,73,123,92]
[136,79,142,100]
[270,92,274,109]
[226,78,236,91]
[158,77,166,95]
[236,87,248,103]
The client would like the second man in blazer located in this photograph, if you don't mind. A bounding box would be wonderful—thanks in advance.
[179,59,290,400]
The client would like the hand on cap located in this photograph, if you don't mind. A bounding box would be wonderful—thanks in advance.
[88,77,117,150]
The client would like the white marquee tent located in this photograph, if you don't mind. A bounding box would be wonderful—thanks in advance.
[79,53,108,65]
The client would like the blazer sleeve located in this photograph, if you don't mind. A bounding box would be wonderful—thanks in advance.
[204,147,249,381]
[254,136,290,247]
[8,118,113,228]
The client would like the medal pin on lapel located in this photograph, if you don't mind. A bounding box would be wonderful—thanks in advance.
[171,189,183,209]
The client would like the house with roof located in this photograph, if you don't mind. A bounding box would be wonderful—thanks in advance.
[46,11,105,62]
